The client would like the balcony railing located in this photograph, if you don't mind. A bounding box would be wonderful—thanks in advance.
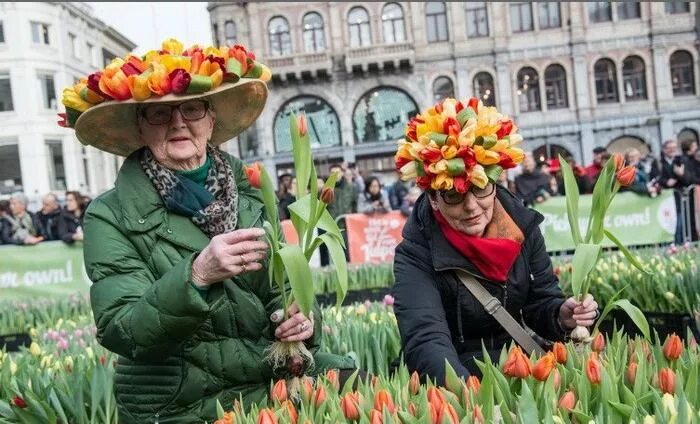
[263,51,333,80]
[344,41,415,73]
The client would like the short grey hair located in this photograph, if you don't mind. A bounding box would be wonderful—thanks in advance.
[10,192,28,206]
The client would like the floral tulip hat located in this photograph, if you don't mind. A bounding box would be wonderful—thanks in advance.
[394,97,525,192]
[59,38,271,156]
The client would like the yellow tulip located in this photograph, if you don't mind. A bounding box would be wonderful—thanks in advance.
[473,145,500,165]
[441,145,458,160]
[62,88,91,112]
[428,159,448,174]
[490,138,509,153]
[431,173,453,191]
[86,346,94,360]
[162,38,184,55]
[160,55,192,73]
[127,75,152,101]
[504,147,525,164]
[399,161,419,180]
[458,124,476,147]
[470,164,488,189]
[10,360,16,375]
[29,342,41,356]
[40,354,53,368]
[440,98,459,118]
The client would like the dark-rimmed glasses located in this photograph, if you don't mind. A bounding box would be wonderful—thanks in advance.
[439,183,495,205]
[140,100,210,125]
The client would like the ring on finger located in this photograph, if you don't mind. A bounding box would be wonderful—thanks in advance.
[239,254,246,265]
[241,263,247,272]
[300,321,309,332]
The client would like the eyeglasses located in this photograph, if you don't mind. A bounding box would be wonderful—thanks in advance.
[439,183,495,205]
[140,100,209,125]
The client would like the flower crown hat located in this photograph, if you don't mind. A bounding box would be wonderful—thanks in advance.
[59,38,271,156]
[394,97,525,193]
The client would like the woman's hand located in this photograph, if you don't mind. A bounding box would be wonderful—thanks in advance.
[559,294,599,329]
[272,302,314,342]
[190,228,268,287]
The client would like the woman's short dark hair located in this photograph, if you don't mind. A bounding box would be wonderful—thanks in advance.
[65,191,85,211]
[680,138,697,154]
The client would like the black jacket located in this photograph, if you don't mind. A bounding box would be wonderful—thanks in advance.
[391,186,566,384]
[58,209,83,244]
[35,209,63,241]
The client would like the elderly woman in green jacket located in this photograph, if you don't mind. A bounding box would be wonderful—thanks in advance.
[59,39,353,423]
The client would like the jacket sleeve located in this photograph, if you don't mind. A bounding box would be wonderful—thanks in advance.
[84,203,210,362]
[392,240,470,384]
[58,214,75,244]
[357,193,374,214]
[521,227,567,341]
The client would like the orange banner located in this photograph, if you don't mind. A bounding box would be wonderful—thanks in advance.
[281,220,299,245]
[344,211,407,264]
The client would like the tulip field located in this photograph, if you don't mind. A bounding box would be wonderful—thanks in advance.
[1,244,699,423]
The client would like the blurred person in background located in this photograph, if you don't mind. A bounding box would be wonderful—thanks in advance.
[327,163,358,218]
[585,146,607,182]
[0,200,12,244]
[59,191,86,244]
[677,138,699,241]
[657,140,682,190]
[388,170,410,210]
[621,148,658,197]
[7,192,42,245]
[35,193,63,241]
[562,156,592,195]
[400,186,422,217]
[358,176,392,214]
[514,153,551,206]
[276,173,295,220]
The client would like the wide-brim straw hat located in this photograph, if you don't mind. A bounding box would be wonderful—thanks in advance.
[73,79,267,157]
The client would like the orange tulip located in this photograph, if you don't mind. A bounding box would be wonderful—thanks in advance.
[466,375,481,393]
[532,352,556,382]
[370,409,383,424]
[616,166,636,187]
[244,162,262,189]
[409,371,420,395]
[297,115,308,137]
[558,391,576,411]
[551,368,561,391]
[408,402,418,417]
[552,342,568,364]
[301,377,314,403]
[586,352,602,385]
[472,405,484,424]
[427,386,445,411]
[257,408,277,424]
[503,346,531,378]
[325,369,339,392]
[663,333,683,361]
[271,379,287,403]
[626,361,638,385]
[437,402,459,424]
[98,62,132,100]
[373,389,395,414]
[313,386,327,408]
[281,400,297,424]
[213,411,234,424]
[659,368,676,394]
[340,392,361,421]
[612,153,624,171]
[592,333,606,352]
[147,63,172,97]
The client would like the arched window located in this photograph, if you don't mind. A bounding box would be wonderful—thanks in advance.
[670,50,695,96]
[594,59,619,103]
[544,64,568,109]
[268,16,292,56]
[382,3,406,43]
[473,72,496,107]
[432,76,455,102]
[302,12,326,53]
[532,143,573,163]
[353,87,419,143]
[224,20,237,45]
[274,96,341,152]
[622,56,647,101]
[238,126,259,159]
[678,128,699,145]
[425,2,449,42]
[348,7,371,47]
[517,67,541,112]
[607,136,650,156]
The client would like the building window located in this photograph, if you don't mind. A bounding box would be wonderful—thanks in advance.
[69,33,80,58]
[594,58,619,103]
[0,144,22,193]
[425,2,449,42]
[587,2,612,23]
[382,3,406,44]
[617,2,641,19]
[0,72,13,112]
[238,127,260,159]
[38,73,56,109]
[510,2,533,32]
[348,7,371,47]
[538,2,561,29]
[274,96,341,152]
[433,76,455,102]
[353,87,418,143]
[0,21,5,43]
[46,140,66,191]
[665,1,690,14]
[465,2,489,37]
[102,49,117,67]
[622,56,647,101]
[544,64,568,109]
[516,67,541,112]
[212,23,220,47]
[31,22,50,45]
[303,12,326,52]
[670,50,695,96]
[86,43,97,68]
[473,72,496,107]
[268,16,292,56]
[224,20,236,45]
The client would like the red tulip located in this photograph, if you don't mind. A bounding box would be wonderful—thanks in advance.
[586,352,602,385]
[11,395,27,409]
[663,333,683,361]
[325,369,339,392]
[373,389,395,414]
[558,391,576,411]
[503,346,531,378]
[370,409,383,424]
[257,408,277,424]
[592,333,606,352]
[340,392,360,421]
[297,115,308,137]
[320,187,334,205]
[313,385,326,408]
[612,153,624,172]
[627,361,638,385]
[552,342,568,364]
[472,405,485,424]
[532,352,556,382]
[659,368,676,394]
[281,400,297,424]
[169,69,191,94]
[271,379,287,403]
[244,162,262,189]
[437,402,459,424]
[409,371,420,395]
[616,166,636,187]
[466,375,481,393]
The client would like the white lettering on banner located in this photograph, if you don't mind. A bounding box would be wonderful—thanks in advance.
[22,261,73,287]
[0,272,19,288]
[541,209,653,233]
[360,217,401,262]
[612,208,651,227]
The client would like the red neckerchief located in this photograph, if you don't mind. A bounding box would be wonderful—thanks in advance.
[433,199,523,283]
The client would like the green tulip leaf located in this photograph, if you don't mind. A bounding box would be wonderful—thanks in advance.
[571,243,601,297]
[277,245,314,317]
[559,155,583,245]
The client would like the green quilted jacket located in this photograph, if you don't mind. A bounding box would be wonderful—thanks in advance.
[84,148,354,424]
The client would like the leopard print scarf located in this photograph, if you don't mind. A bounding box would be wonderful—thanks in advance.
[141,145,238,238]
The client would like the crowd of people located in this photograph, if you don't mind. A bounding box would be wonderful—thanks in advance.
[0,191,89,246]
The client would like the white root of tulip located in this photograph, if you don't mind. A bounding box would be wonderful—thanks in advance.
[264,340,314,377]
[570,325,592,343]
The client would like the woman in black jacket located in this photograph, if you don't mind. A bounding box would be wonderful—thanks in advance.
[59,191,85,244]
[391,97,598,384]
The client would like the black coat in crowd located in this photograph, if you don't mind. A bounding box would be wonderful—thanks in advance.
[35,209,62,241]
[391,187,567,384]
[58,209,84,244]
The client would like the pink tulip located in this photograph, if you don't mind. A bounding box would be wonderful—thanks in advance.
[383,294,395,306]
